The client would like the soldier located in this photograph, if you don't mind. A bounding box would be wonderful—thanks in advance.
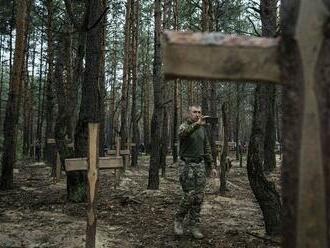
[174,105,217,239]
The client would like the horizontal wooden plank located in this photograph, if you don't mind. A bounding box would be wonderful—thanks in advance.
[65,157,123,171]
[67,143,74,148]
[163,31,281,84]
[47,138,56,144]
[106,149,130,156]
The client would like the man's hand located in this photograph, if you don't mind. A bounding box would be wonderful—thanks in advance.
[210,168,218,178]
[196,115,206,126]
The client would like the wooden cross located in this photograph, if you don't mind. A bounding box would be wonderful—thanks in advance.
[215,141,222,162]
[105,137,131,168]
[65,123,123,248]
[163,0,329,247]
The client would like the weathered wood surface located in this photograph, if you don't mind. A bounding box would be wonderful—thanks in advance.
[86,123,99,248]
[47,138,56,144]
[65,156,123,171]
[163,32,281,83]
[106,149,130,156]
[281,0,328,247]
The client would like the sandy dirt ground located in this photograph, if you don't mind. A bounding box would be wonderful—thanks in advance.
[0,155,281,248]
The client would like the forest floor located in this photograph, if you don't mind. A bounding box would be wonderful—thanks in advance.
[0,154,281,248]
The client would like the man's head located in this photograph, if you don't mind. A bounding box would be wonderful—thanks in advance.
[189,105,202,122]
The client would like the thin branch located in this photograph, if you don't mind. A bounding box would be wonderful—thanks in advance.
[248,6,260,15]
[247,17,261,37]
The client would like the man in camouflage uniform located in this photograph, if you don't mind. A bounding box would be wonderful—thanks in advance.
[174,105,217,239]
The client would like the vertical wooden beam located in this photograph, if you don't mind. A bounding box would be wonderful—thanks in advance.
[115,136,122,189]
[294,0,328,247]
[55,152,61,182]
[86,123,100,248]
[115,136,121,156]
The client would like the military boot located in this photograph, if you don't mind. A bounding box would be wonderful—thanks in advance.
[174,219,184,235]
[191,226,204,239]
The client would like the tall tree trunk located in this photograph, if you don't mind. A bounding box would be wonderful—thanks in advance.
[120,0,132,169]
[72,0,103,202]
[219,103,229,194]
[36,29,44,143]
[109,36,117,148]
[264,85,276,172]
[201,0,210,113]
[44,0,56,165]
[160,111,168,177]
[172,78,179,162]
[235,84,240,160]
[23,39,31,157]
[54,26,76,180]
[171,0,179,163]
[0,0,30,189]
[261,0,277,172]
[148,0,162,189]
[54,39,69,173]
[131,0,139,167]
[142,27,151,154]
[246,0,281,235]
[8,0,15,82]
[28,41,36,158]
[247,85,281,235]
[0,36,4,132]
[160,0,171,176]
[98,0,107,156]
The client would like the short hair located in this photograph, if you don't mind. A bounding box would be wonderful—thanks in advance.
[188,104,201,111]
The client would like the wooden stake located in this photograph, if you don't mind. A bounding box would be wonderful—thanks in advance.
[56,152,61,182]
[115,137,121,156]
[86,123,100,248]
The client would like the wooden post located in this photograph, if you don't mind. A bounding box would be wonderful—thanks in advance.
[86,123,99,248]
[64,128,123,248]
[55,152,61,182]
[115,136,120,156]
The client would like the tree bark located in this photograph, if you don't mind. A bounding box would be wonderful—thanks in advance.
[148,0,162,189]
[219,103,229,194]
[0,0,30,189]
[247,85,281,235]
[36,29,44,143]
[120,0,132,169]
[131,0,139,167]
[245,0,281,236]
[142,26,151,154]
[44,0,56,165]
[72,0,103,202]
[261,0,277,173]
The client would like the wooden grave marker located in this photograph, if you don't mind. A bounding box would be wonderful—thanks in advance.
[215,141,222,163]
[105,137,130,168]
[64,123,123,248]
[163,0,330,246]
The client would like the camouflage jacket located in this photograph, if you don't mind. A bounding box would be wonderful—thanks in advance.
[179,120,213,167]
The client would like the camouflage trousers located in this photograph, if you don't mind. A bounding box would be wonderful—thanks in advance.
[175,159,206,226]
